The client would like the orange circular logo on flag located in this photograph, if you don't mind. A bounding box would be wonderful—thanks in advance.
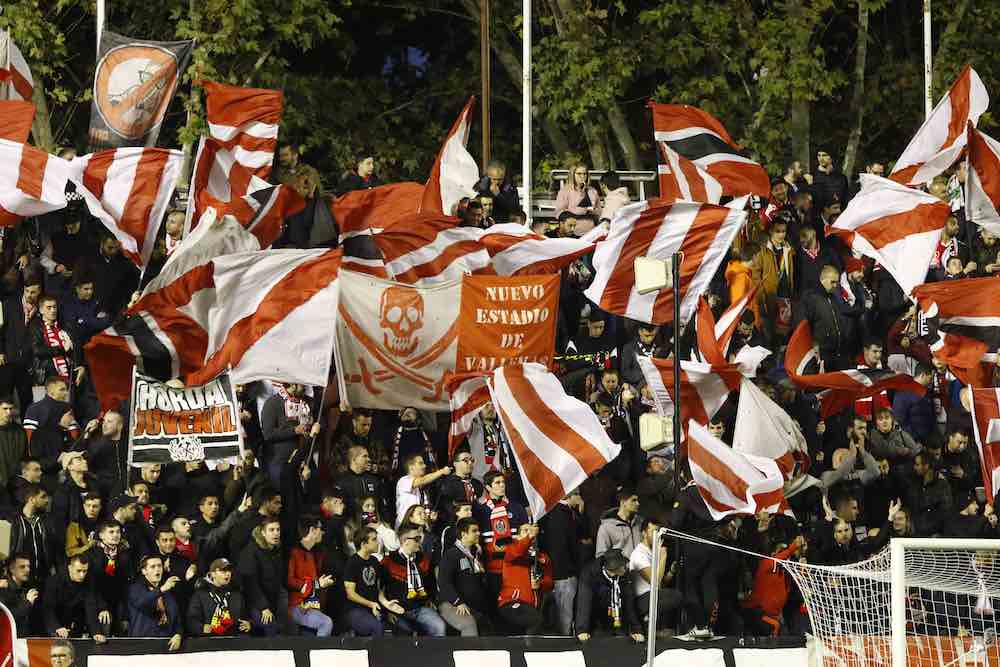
[93,44,180,140]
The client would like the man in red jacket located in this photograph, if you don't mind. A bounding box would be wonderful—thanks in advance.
[496,523,553,634]
[287,518,336,636]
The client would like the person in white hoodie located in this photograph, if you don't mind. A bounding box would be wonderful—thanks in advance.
[599,171,630,224]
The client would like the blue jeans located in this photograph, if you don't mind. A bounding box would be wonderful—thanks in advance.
[395,606,447,637]
[251,609,280,636]
[551,577,577,635]
[291,606,334,637]
[345,606,384,636]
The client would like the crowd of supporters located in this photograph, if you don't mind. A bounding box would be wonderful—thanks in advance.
[0,144,992,649]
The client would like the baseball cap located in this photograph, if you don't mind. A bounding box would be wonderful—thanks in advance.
[209,558,233,573]
[109,494,137,514]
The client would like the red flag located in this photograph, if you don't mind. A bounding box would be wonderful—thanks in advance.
[649,102,770,198]
[785,321,925,418]
[890,65,989,186]
[419,97,479,216]
[0,100,33,142]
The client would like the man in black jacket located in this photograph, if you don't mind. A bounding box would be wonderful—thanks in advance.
[0,553,40,634]
[799,265,849,371]
[436,448,484,521]
[187,558,251,636]
[575,549,643,643]
[42,554,110,642]
[238,518,286,635]
[812,150,850,210]
[0,276,41,411]
[9,483,56,582]
[473,161,520,225]
[23,376,79,489]
[85,520,134,631]
[907,452,954,536]
[540,489,589,636]
[437,517,490,636]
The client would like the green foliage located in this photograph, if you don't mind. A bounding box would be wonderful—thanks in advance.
[6,0,1000,188]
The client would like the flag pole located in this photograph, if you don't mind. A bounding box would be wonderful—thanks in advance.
[923,0,932,120]
[522,0,532,225]
[97,0,105,55]
[480,0,491,170]
[671,251,682,487]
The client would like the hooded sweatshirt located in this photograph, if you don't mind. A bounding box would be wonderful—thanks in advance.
[238,525,285,612]
[595,508,642,558]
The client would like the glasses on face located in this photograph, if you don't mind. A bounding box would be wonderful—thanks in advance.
[404,535,421,543]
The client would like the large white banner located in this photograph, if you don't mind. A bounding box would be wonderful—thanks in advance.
[335,270,460,411]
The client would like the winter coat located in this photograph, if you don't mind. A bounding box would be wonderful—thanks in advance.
[127,580,181,637]
[798,288,846,354]
[237,525,285,612]
[554,182,600,219]
[575,556,640,634]
[869,428,922,461]
[893,390,936,444]
[59,293,111,346]
[287,546,328,609]
[186,581,247,636]
[42,568,106,636]
[437,543,490,613]
[497,535,553,609]
[0,423,26,488]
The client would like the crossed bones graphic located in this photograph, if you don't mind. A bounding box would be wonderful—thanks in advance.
[340,303,457,403]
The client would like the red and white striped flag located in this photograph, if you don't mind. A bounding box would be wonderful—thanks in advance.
[637,355,741,432]
[489,363,621,519]
[185,81,283,234]
[965,123,1000,235]
[716,285,759,358]
[0,140,70,226]
[890,65,988,186]
[0,101,33,143]
[420,96,479,216]
[583,199,746,325]
[376,214,489,284]
[446,372,491,458]
[732,377,807,480]
[687,420,790,520]
[785,320,925,418]
[657,140,722,203]
[827,174,950,295]
[375,217,594,285]
[969,387,1000,504]
[0,31,33,102]
[912,275,1000,387]
[86,247,341,409]
[70,147,183,268]
[649,102,769,199]
[222,183,306,249]
[334,181,424,243]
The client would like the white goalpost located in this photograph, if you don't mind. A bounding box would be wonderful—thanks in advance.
[659,530,1000,667]
[782,538,1000,667]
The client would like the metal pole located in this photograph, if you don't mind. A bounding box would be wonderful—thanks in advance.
[890,539,907,667]
[671,252,682,480]
[671,251,683,637]
[645,527,667,667]
[96,0,105,54]
[480,0,491,169]
[923,0,933,120]
[522,0,532,224]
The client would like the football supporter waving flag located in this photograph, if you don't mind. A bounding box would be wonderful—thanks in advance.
[0,140,71,226]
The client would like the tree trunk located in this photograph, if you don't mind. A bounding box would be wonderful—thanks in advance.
[582,118,609,170]
[30,82,55,152]
[790,99,810,172]
[606,103,642,171]
[459,0,572,158]
[842,1,870,178]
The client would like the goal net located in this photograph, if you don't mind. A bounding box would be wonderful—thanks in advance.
[782,539,1000,667]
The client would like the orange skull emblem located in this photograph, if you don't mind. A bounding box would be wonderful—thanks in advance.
[379,287,424,358]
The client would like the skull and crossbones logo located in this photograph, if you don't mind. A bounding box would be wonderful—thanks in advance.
[380,287,424,358]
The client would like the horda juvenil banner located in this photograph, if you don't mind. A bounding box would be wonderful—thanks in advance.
[128,369,243,466]
[456,274,560,372]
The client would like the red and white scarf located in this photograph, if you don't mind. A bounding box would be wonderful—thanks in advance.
[43,321,70,377]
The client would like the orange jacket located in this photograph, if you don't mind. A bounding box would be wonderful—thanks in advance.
[497,535,553,609]
[742,542,800,617]
[725,260,760,325]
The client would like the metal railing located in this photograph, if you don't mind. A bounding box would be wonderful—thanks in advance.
[521,169,657,220]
